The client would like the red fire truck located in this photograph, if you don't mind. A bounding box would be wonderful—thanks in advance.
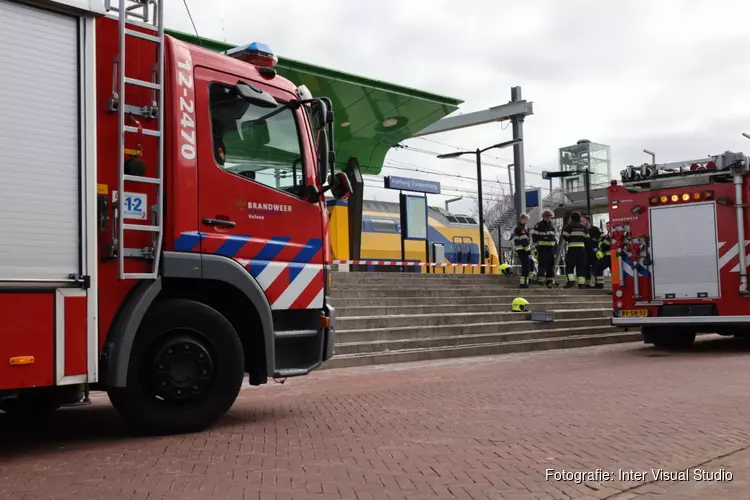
[0,0,352,434]
[609,149,749,348]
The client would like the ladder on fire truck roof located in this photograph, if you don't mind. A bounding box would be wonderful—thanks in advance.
[104,0,165,280]
[620,151,747,189]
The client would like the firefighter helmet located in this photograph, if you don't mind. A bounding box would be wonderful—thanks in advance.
[511,297,529,312]
[499,263,512,275]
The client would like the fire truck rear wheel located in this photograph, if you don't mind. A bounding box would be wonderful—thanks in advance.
[643,327,696,348]
[108,298,245,435]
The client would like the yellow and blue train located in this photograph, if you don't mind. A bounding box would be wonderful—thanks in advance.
[327,199,500,274]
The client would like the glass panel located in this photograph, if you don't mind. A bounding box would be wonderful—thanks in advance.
[209,83,306,198]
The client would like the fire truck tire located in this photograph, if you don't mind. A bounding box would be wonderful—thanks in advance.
[107,298,245,435]
[643,327,696,348]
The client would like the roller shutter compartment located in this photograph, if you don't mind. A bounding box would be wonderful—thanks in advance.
[0,0,81,281]
[649,202,720,300]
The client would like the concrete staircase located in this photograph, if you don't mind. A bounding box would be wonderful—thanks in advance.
[324,273,637,369]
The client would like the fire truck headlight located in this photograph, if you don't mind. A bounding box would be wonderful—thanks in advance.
[670,194,679,202]
[615,290,623,298]
[616,301,623,309]
[660,195,668,203]
[681,193,690,201]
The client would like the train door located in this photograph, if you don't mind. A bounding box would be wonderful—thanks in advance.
[452,236,473,274]
[463,237,475,274]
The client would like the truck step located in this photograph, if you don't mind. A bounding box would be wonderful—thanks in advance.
[323,331,642,369]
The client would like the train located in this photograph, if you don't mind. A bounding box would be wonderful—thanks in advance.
[326,199,501,274]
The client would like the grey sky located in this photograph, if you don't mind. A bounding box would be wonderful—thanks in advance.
[166,0,750,214]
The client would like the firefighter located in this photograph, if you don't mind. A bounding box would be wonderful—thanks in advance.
[532,208,558,288]
[561,211,589,288]
[212,119,227,166]
[592,221,612,289]
[513,213,532,288]
[582,215,602,287]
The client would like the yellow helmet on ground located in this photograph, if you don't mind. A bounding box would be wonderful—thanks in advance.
[499,263,511,275]
[511,297,529,312]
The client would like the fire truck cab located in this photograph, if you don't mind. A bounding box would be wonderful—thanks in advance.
[609,150,750,348]
[0,0,351,434]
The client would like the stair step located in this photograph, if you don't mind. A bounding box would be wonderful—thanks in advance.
[337,308,611,330]
[331,274,612,285]
[334,300,612,317]
[331,293,611,308]
[337,317,614,343]
[323,331,642,369]
[329,287,611,299]
[335,325,627,355]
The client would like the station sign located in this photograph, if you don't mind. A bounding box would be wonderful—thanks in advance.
[384,175,441,195]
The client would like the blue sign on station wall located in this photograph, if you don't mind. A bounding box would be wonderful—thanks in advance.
[526,187,542,208]
[384,176,441,195]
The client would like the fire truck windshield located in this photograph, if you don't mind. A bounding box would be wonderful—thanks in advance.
[210,83,305,196]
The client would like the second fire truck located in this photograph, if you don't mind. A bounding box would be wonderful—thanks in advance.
[609,148,750,347]
[0,0,352,434]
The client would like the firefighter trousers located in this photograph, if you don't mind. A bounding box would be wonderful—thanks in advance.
[586,250,598,284]
[517,249,531,286]
[593,255,611,287]
[565,247,587,286]
[537,246,555,283]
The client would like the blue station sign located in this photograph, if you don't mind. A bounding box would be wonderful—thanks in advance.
[384,175,441,195]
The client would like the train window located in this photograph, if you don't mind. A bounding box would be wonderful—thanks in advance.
[446,216,459,223]
[371,218,398,233]
[465,217,477,225]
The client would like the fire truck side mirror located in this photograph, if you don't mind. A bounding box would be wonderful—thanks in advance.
[330,172,353,200]
[316,127,331,184]
[310,99,328,129]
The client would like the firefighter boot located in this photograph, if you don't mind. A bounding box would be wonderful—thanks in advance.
[520,276,529,289]
[577,276,588,289]
[564,274,576,288]
[546,279,559,289]
[594,276,604,289]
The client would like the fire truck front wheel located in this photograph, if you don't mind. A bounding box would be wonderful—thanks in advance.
[107,298,245,435]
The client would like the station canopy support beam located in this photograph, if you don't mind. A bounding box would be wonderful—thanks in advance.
[411,88,534,218]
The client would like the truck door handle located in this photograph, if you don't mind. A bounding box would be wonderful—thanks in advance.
[202,217,236,228]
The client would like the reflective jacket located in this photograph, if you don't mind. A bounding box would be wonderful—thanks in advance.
[598,233,611,253]
[532,220,556,247]
[587,226,603,252]
[513,224,531,252]
[562,222,589,249]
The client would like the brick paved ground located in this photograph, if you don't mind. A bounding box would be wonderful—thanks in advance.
[3,335,750,500]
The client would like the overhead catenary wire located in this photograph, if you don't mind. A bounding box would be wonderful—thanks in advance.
[362,182,498,204]
[396,141,548,179]
[378,161,515,190]
[363,179,505,199]
[181,0,203,47]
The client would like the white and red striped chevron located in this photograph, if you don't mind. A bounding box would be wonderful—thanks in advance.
[718,240,750,273]
[236,259,324,310]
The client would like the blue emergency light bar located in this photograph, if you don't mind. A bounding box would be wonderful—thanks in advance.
[225,42,278,68]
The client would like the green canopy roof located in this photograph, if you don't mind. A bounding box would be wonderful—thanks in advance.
[166,30,463,175]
